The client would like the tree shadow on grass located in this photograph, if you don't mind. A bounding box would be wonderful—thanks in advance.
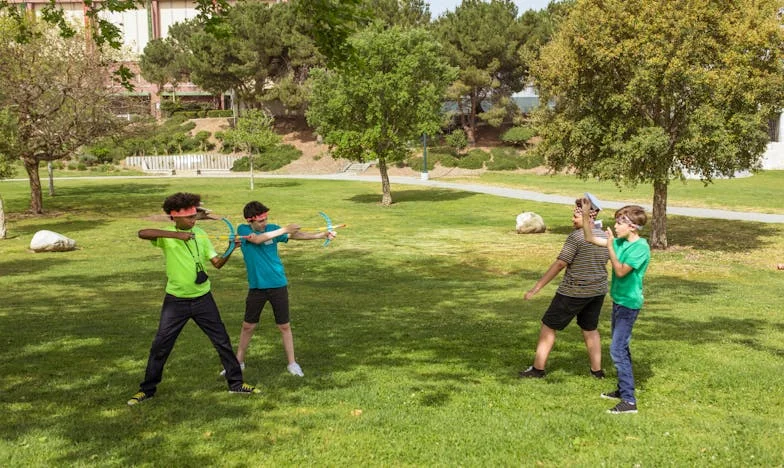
[549,217,779,253]
[9,219,113,239]
[666,217,778,252]
[348,189,475,204]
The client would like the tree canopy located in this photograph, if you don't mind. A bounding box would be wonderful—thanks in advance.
[307,26,457,205]
[532,0,784,248]
[158,1,324,113]
[0,18,127,213]
[432,0,530,143]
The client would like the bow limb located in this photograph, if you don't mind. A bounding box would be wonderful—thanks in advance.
[319,211,333,247]
[220,217,237,258]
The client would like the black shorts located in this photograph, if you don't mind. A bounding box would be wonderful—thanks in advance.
[541,293,605,331]
[244,287,290,325]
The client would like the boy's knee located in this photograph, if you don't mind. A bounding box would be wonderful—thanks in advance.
[242,322,258,332]
[277,323,291,333]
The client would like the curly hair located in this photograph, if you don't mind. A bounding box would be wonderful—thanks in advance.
[243,201,270,219]
[162,192,201,214]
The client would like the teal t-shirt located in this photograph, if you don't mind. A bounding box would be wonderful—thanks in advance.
[610,237,650,310]
[151,226,217,298]
[238,223,289,289]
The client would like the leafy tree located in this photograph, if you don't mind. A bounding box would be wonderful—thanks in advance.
[220,110,281,190]
[139,37,190,102]
[166,1,324,113]
[432,0,529,143]
[307,26,457,205]
[532,0,784,249]
[362,0,431,28]
[0,19,127,213]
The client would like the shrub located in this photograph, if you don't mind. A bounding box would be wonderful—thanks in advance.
[445,129,468,152]
[78,154,99,166]
[406,155,436,172]
[517,151,545,169]
[207,110,234,118]
[433,152,459,167]
[457,149,490,169]
[427,145,457,156]
[231,144,302,172]
[500,126,536,146]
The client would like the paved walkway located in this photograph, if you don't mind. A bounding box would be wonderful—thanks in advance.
[253,172,784,224]
[5,172,784,223]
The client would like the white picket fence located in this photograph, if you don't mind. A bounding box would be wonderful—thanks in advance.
[124,154,242,173]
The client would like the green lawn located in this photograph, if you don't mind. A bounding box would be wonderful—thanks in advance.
[459,169,784,215]
[0,177,782,466]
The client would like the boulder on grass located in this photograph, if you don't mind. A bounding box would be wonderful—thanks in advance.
[30,230,77,252]
[516,212,546,234]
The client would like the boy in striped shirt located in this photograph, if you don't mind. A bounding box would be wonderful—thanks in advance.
[520,196,609,379]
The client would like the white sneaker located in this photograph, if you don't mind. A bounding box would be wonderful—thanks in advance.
[219,361,245,376]
[287,362,304,377]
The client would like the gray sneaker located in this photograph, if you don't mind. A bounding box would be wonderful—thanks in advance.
[607,400,638,414]
[518,366,546,378]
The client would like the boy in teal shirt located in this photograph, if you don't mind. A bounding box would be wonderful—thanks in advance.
[226,201,334,378]
[582,200,650,414]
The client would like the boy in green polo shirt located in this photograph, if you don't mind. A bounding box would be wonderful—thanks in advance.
[127,192,258,406]
[582,200,650,414]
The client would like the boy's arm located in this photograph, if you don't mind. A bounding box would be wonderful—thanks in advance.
[209,246,236,269]
[524,259,567,300]
[245,224,300,244]
[606,239,634,277]
[580,199,607,247]
[138,229,191,241]
[290,230,336,241]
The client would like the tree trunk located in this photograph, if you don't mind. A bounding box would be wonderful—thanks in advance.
[378,158,392,206]
[48,162,55,196]
[0,195,6,239]
[23,158,43,214]
[650,180,668,249]
[467,92,478,145]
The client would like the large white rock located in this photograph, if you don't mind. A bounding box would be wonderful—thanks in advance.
[30,230,77,252]
[516,212,546,234]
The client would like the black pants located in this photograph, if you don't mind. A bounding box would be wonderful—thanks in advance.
[139,292,243,394]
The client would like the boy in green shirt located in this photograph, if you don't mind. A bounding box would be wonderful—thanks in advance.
[127,192,258,406]
[582,200,650,414]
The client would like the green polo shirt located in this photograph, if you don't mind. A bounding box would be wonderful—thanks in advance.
[151,226,218,298]
[610,237,650,309]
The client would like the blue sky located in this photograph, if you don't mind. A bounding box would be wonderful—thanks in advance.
[427,0,553,17]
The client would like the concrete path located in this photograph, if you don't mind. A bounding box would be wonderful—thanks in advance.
[5,172,784,223]
[252,173,784,224]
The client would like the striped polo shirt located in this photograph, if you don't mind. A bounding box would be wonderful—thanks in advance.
[555,228,609,298]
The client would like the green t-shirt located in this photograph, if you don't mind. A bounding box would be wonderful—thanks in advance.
[610,237,650,310]
[152,226,218,298]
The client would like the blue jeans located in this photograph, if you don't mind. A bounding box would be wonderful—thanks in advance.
[610,303,640,404]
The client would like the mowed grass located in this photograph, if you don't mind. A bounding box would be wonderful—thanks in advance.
[459,170,784,215]
[0,176,783,466]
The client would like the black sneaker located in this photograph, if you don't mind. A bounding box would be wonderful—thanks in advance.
[608,400,638,414]
[229,383,261,394]
[590,369,605,379]
[601,390,621,400]
[518,366,546,378]
[127,391,153,406]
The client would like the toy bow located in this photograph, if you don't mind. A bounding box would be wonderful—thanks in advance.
[299,211,345,246]
[319,211,334,247]
[220,217,237,258]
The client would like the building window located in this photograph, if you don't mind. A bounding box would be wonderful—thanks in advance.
[768,112,781,142]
